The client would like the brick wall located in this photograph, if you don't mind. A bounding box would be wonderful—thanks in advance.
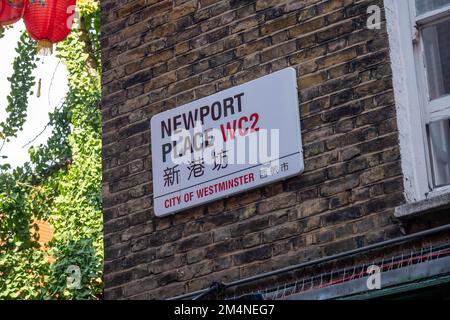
[101,0,406,299]
[34,220,53,247]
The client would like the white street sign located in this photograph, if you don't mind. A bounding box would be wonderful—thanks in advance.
[150,67,304,217]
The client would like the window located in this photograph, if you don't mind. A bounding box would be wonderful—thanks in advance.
[412,0,450,190]
[386,0,450,201]
[415,0,450,15]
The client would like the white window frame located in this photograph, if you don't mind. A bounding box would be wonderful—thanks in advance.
[385,0,450,202]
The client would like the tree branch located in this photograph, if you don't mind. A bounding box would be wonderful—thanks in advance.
[79,16,99,75]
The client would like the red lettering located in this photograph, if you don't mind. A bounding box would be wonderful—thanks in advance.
[250,113,260,132]
[220,120,237,142]
[238,116,249,136]
[164,196,181,208]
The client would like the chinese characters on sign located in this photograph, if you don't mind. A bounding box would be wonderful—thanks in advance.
[150,67,304,217]
[164,150,229,186]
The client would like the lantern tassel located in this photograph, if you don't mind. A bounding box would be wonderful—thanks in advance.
[37,40,53,56]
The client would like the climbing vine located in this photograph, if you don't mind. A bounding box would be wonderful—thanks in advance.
[0,32,38,141]
[0,0,102,300]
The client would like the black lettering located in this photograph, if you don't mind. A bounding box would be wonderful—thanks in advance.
[223,97,234,117]
[182,109,198,130]
[161,120,171,139]
[173,115,182,131]
[211,101,222,121]
[234,92,245,112]
[162,142,173,162]
[199,106,210,124]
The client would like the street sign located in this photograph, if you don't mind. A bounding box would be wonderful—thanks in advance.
[150,67,304,217]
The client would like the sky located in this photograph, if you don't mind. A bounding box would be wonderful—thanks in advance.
[0,22,68,168]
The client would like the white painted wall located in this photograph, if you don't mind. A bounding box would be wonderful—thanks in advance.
[0,22,68,168]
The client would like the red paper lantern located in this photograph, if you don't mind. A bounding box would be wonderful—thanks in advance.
[0,0,25,27]
[23,0,77,54]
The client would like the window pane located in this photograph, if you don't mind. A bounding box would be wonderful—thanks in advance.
[428,119,450,187]
[416,0,450,15]
[423,20,450,100]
